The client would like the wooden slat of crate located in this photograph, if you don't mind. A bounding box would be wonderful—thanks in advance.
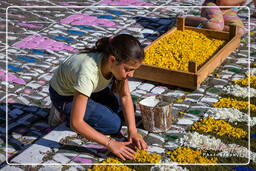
[185,26,230,40]
[134,20,240,89]
[197,34,240,85]
[134,64,198,89]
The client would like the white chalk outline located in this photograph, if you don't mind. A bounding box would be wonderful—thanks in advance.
[5,5,251,167]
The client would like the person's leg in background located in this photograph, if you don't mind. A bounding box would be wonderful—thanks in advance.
[222,8,245,35]
[252,0,256,18]
[185,2,224,30]
[201,2,225,31]
[185,16,209,28]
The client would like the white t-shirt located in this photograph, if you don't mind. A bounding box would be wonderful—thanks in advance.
[50,52,112,97]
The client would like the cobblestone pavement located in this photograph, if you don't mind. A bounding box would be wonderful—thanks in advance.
[0,0,256,170]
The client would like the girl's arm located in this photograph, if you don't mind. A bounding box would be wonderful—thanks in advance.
[116,79,148,150]
[70,91,136,160]
[116,79,137,134]
[216,0,246,6]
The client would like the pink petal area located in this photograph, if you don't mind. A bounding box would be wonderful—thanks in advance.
[99,0,153,6]
[12,34,79,52]
[0,70,26,85]
[60,14,118,27]
[72,157,92,164]
[24,89,32,94]
[8,98,16,103]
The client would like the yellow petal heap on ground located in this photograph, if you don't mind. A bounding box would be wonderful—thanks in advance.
[134,150,161,163]
[166,147,218,164]
[234,75,256,89]
[213,98,256,111]
[191,117,247,139]
[88,158,134,171]
[144,29,225,72]
[88,150,161,171]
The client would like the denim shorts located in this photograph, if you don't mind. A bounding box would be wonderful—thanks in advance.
[49,86,124,135]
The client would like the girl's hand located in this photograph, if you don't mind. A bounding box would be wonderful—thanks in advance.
[128,132,148,151]
[107,139,136,161]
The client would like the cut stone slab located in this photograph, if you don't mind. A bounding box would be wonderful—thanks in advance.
[200,96,219,105]
[128,79,142,92]
[151,86,167,94]
[137,83,155,91]
[38,165,63,171]
[53,153,72,164]
[148,145,165,154]
[164,141,179,150]
[176,118,194,126]
[1,166,24,171]
[145,133,165,145]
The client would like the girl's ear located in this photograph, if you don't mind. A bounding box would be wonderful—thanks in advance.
[109,55,116,63]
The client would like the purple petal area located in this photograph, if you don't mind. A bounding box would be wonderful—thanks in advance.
[99,0,153,6]
[60,14,118,27]
[12,34,79,52]
[0,70,26,85]
[18,23,43,29]
[72,157,93,164]
[84,144,106,150]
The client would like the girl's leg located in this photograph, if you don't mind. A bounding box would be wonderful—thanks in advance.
[201,2,225,31]
[62,98,123,135]
[48,86,72,127]
[90,87,120,114]
[185,16,208,27]
[55,87,123,135]
[223,9,245,35]
[84,99,122,135]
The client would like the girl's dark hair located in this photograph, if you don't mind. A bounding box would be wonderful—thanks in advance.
[80,34,144,63]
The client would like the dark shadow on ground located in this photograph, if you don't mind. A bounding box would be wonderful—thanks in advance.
[0,103,51,168]
[133,16,176,47]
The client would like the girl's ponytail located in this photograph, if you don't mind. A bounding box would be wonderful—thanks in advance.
[80,34,144,63]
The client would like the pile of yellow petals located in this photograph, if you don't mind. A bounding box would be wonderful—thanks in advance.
[166,147,218,164]
[191,117,247,139]
[144,29,225,72]
[134,150,161,163]
[213,98,256,111]
[234,75,256,89]
[88,158,134,171]
[88,150,161,171]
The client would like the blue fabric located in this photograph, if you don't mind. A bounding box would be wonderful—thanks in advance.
[49,86,124,135]
[230,166,256,171]
[251,134,256,138]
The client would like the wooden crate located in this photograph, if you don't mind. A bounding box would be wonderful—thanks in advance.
[134,17,241,89]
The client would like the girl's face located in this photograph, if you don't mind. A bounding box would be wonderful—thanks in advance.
[111,58,142,80]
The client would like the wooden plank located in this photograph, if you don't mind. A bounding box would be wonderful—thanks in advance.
[188,61,197,73]
[134,64,198,89]
[229,25,237,40]
[197,35,240,84]
[177,17,185,31]
[185,26,230,40]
